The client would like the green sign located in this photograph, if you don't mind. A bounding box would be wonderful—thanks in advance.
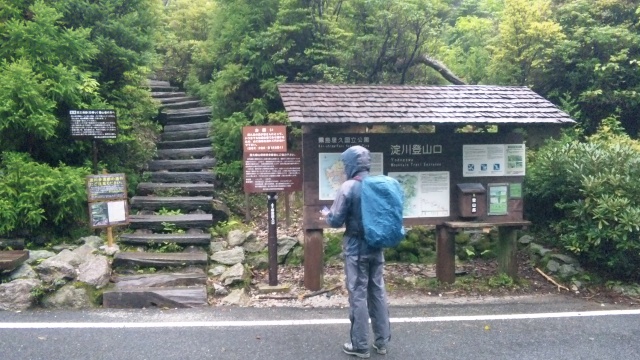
[488,184,508,215]
[510,183,522,198]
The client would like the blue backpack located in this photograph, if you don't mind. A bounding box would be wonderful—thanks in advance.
[357,175,406,248]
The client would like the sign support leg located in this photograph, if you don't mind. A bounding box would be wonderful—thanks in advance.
[436,225,456,283]
[106,226,114,247]
[304,229,324,291]
[267,192,278,286]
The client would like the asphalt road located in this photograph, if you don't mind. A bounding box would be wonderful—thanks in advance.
[1,295,639,360]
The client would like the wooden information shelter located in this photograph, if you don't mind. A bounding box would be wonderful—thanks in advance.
[278,84,575,290]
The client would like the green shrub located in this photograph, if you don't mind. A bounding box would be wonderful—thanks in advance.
[323,232,343,262]
[385,226,436,263]
[0,152,90,237]
[526,118,640,279]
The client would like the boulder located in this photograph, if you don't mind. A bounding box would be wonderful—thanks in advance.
[26,250,56,265]
[227,230,248,247]
[209,240,227,253]
[208,265,227,277]
[219,263,246,286]
[212,283,229,296]
[277,237,298,264]
[246,253,269,270]
[35,260,76,284]
[72,244,97,260]
[8,264,38,281]
[211,247,245,265]
[243,235,266,253]
[80,236,104,249]
[46,249,83,268]
[0,279,42,311]
[77,255,110,288]
[41,284,94,309]
[220,289,250,306]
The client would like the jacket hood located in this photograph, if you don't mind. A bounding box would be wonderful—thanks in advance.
[341,145,371,179]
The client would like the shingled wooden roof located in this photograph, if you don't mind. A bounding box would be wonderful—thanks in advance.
[278,84,575,125]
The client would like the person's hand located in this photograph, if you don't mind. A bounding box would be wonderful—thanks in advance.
[320,206,330,216]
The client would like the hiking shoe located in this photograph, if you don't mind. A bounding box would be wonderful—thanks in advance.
[373,343,387,355]
[342,343,370,358]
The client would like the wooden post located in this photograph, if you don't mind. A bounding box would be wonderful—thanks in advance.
[106,226,114,247]
[497,227,518,278]
[267,192,278,286]
[436,225,456,284]
[284,192,291,228]
[304,229,324,291]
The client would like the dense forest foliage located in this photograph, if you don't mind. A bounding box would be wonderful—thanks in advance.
[1,0,640,279]
[158,0,639,186]
[0,0,162,236]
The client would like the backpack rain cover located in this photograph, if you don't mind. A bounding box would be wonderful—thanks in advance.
[361,175,406,248]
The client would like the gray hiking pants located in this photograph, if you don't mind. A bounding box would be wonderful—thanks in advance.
[345,251,391,350]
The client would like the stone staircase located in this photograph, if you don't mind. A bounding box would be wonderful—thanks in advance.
[103,80,226,308]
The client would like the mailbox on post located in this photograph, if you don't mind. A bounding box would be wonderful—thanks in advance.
[456,183,486,219]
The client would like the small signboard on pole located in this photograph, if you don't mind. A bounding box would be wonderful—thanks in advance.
[242,125,298,286]
[86,173,128,248]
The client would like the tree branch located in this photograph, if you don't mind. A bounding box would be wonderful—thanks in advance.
[398,54,467,85]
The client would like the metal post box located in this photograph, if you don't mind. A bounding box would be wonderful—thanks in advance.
[457,183,486,218]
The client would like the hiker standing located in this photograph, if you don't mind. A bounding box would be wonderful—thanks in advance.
[323,145,391,358]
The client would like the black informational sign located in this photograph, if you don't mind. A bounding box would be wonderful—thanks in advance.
[70,110,117,139]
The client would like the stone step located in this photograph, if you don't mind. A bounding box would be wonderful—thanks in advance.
[162,128,209,141]
[112,251,208,268]
[146,80,180,92]
[151,91,187,99]
[160,100,203,110]
[128,214,213,231]
[119,233,211,246]
[130,196,214,211]
[113,271,207,289]
[146,80,171,88]
[136,183,215,196]
[148,158,216,171]
[157,138,212,150]
[156,96,197,104]
[144,171,215,183]
[164,122,210,133]
[0,250,29,271]
[163,106,212,118]
[156,147,213,160]
[102,285,208,308]
[164,115,211,126]
[160,107,212,125]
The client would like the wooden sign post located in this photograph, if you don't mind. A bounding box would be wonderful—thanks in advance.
[242,125,301,286]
